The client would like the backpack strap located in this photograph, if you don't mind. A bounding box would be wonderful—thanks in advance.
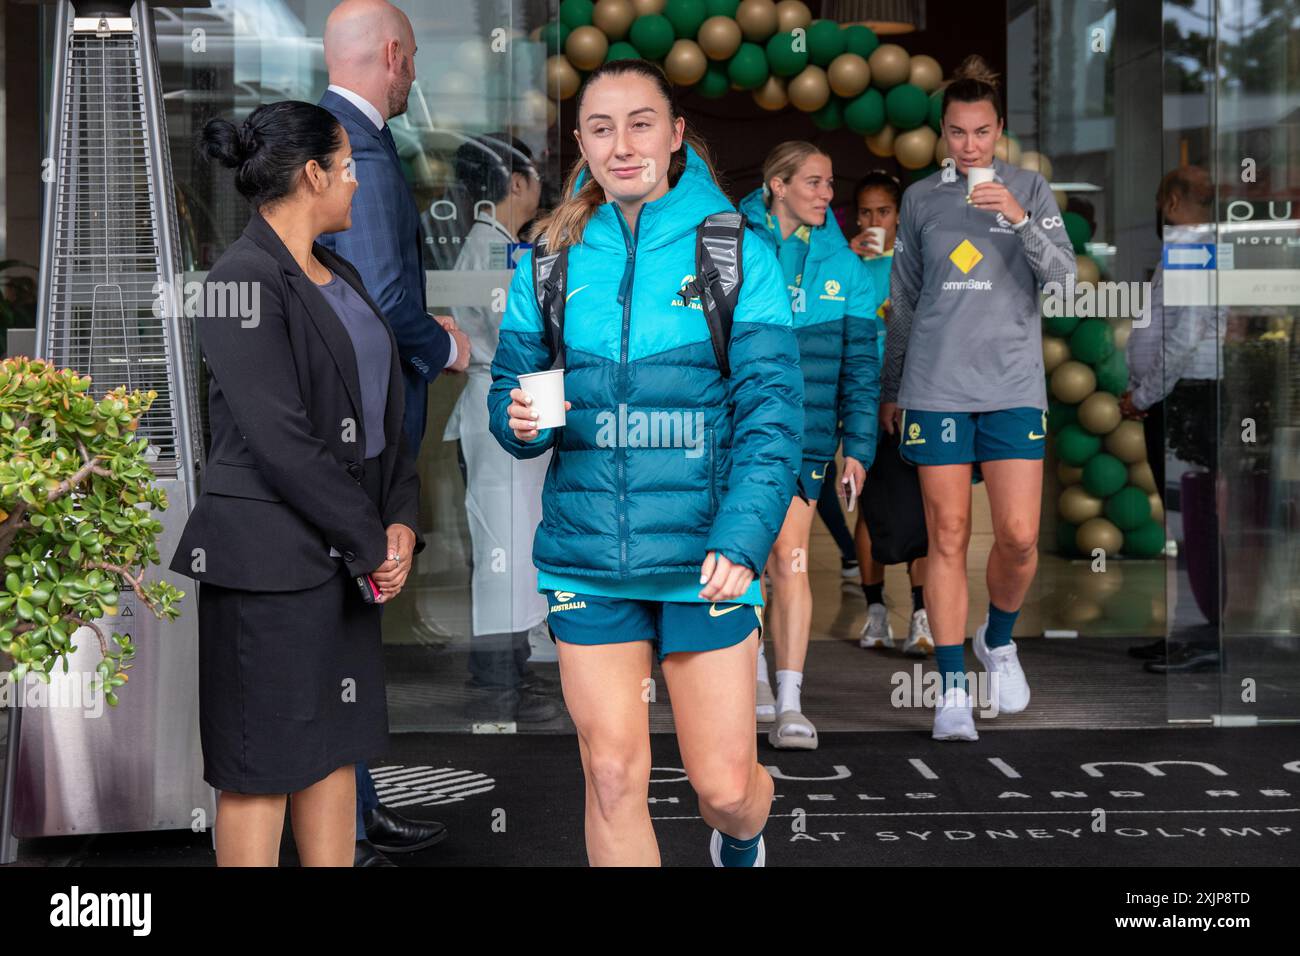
[532,240,569,370]
[691,211,746,379]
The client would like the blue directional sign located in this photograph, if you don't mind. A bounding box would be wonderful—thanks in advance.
[1163,243,1216,269]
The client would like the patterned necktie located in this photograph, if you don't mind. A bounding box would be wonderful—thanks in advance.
[380,124,398,160]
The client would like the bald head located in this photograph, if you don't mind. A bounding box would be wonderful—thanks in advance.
[324,0,416,119]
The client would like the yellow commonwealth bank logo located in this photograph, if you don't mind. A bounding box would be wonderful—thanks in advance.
[949,239,984,274]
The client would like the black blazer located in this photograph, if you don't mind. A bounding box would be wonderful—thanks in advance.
[169,209,426,592]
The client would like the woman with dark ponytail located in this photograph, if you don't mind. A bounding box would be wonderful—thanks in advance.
[879,55,1076,740]
[170,100,425,865]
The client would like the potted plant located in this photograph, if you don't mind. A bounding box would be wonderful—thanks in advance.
[0,356,183,705]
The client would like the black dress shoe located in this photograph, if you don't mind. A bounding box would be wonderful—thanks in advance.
[354,840,397,867]
[464,685,564,723]
[1128,638,1176,660]
[1144,645,1221,673]
[519,670,560,692]
[363,805,448,854]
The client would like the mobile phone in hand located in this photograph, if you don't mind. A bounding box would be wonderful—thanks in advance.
[841,472,859,512]
[355,573,381,604]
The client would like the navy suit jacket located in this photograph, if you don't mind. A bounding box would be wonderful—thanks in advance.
[316,88,450,453]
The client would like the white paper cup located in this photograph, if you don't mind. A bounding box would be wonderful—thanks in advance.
[967,165,997,197]
[518,369,566,429]
[865,226,886,255]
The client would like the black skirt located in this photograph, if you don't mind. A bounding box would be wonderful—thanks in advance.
[197,456,389,794]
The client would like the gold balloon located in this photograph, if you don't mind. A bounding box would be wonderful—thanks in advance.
[1054,188,1068,210]
[908,54,942,92]
[828,53,871,97]
[1112,318,1133,351]
[1078,391,1121,435]
[934,136,949,164]
[698,15,743,60]
[1058,462,1084,486]
[1105,420,1148,464]
[1043,335,1069,373]
[1076,254,1100,284]
[1061,597,1102,627]
[775,0,812,32]
[1050,360,1096,404]
[546,55,580,100]
[1129,461,1157,494]
[1060,485,1104,524]
[546,99,559,128]
[993,134,1022,164]
[787,65,830,112]
[1019,150,1053,181]
[1076,562,1124,600]
[736,0,779,42]
[1148,493,1164,523]
[593,0,636,40]
[632,0,664,13]
[894,126,937,170]
[868,43,911,88]
[752,74,788,110]
[865,123,896,157]
[1004,134,1022,164]
[664,39,708,85]
[1077,517,1123,556]
[566,25,609,71]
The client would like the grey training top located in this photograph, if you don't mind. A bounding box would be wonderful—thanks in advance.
[318,270,392,458]
[881,157,1076,412]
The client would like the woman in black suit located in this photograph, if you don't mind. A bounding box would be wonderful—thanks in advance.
[169,101,424,866]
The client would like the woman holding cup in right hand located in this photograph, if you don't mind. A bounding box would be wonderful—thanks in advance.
[880,55,1076,741]
[488,59,802,866]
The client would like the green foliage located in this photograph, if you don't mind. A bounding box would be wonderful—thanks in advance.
[0,356,183,704]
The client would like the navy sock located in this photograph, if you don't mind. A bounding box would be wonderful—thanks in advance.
[934,644,966,693]
[863,582,884,605]
[985,602,1019,649]
[717,828,762,866]
[911,585,925,613]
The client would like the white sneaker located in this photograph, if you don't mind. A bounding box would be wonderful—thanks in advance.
[902,609,933,657]
[932,685,979,741]
[859,602,895,648]
[972,619,1031,715]
[710,828,767,867]
[756,678,776,723]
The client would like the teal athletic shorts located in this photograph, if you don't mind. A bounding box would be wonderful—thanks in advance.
[796,457,833,500]
[898,407,1048,466]
[545,590,764,662]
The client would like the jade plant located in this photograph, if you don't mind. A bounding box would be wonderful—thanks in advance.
[0,356,183,705]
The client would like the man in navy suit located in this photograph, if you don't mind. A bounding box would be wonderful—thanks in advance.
[318,0,469,868]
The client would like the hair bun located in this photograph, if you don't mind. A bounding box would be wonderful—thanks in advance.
[953,54,1000,88]
[237,123,261,162]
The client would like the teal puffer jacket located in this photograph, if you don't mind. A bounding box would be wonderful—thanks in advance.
[489,146,804,579]
[739,188,884,468]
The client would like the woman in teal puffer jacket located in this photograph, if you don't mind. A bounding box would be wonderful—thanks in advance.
[489,59,802,866]
[739,142,884,751]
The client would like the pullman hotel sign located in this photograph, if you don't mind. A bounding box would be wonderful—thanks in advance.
[1164,198,1300,308]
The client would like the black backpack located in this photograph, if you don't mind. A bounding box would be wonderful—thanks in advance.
[531,211,746,377]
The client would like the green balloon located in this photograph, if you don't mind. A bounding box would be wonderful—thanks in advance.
[696,62,730,98]
[928,89,944,132]
[842,24,879,59]
[811,97,844,130]
[704,0,739,15]
[1047,399,1078,434]
[1082,453,1127,498]
[560,0,594,29]
[766,31,809,77]
[1057,519,1080,558]
[1123,520,1165,558]
[1056,424,1102,466]
[806,19,846,66]
[906,163,940,184]
[606,41,641,62]
[727,42,769,89]
[885,83,929,131]
[1095,351,1129,395]
[844,87,885,134]
[664,0,707,38]
[540,21,571,55]
[1069,318,1115,364]
[1063,210,1092,253]
[1105,485,1152,531]
[629,14,675,60]
[1044,310,1081,338]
